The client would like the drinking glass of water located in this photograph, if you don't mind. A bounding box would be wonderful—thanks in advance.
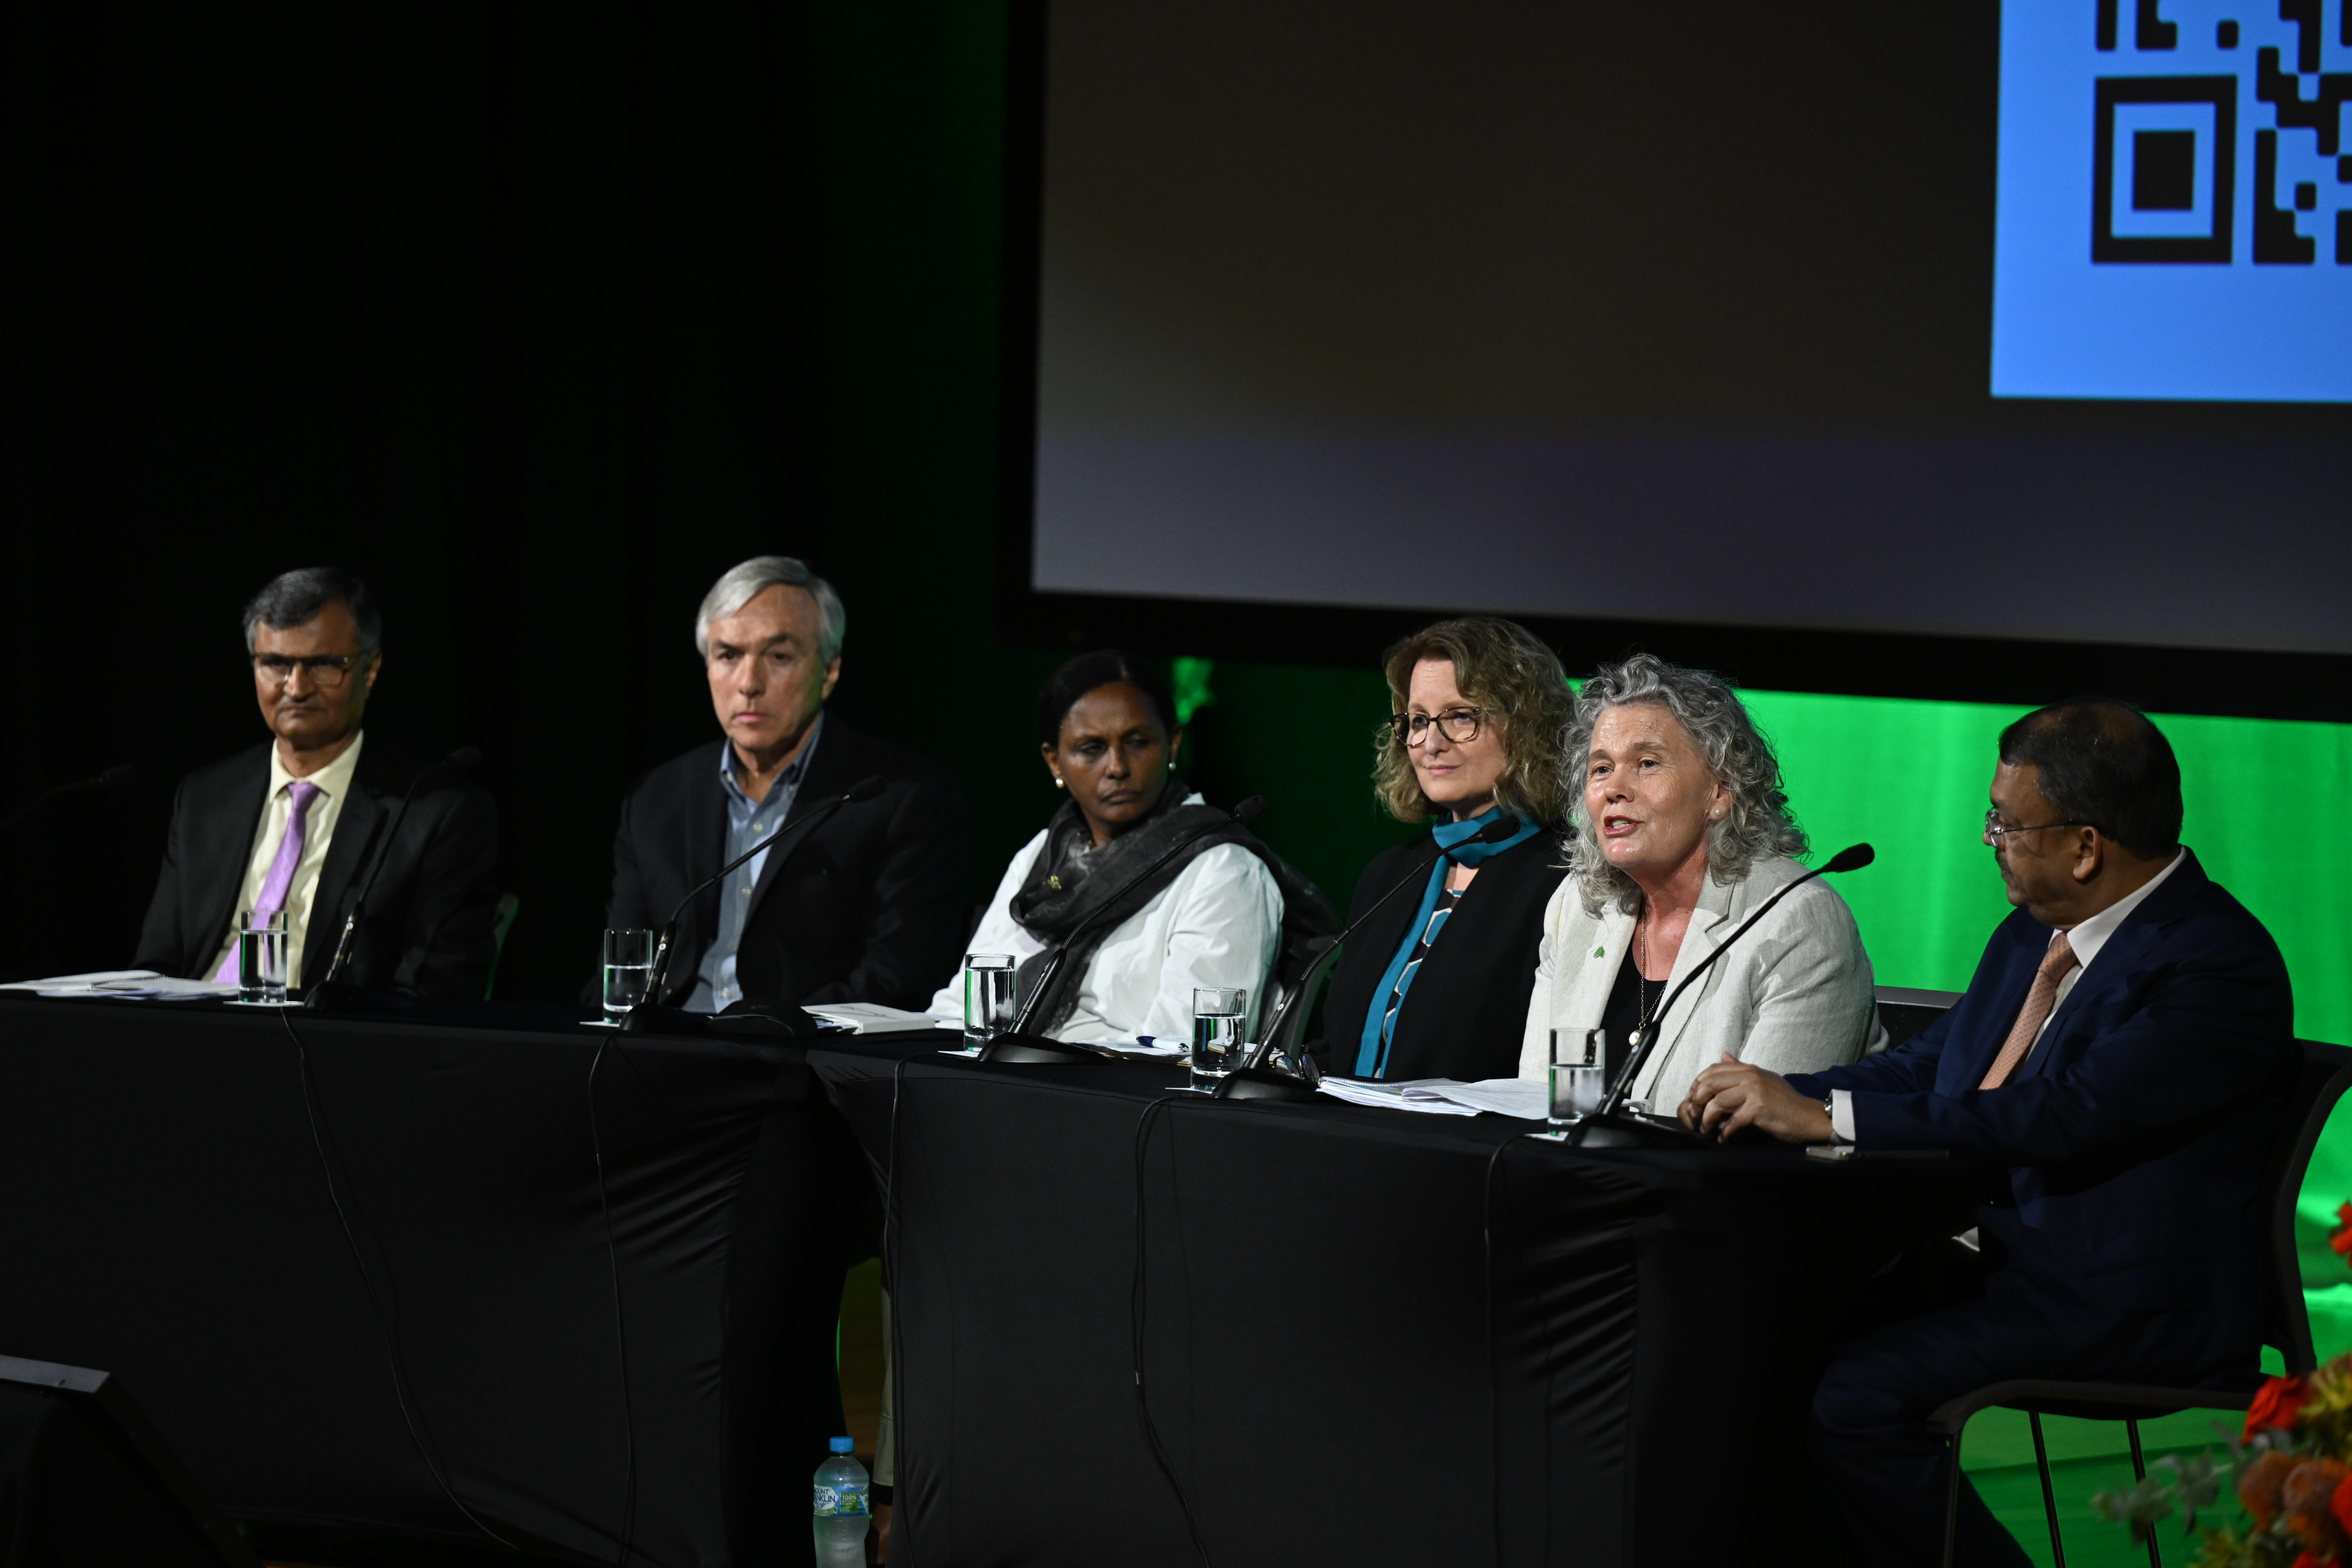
[960,953,1018,1054]
[238,909,289,1005]
[601,928,654,1018]
[1190,987,1247,1092]
[1549,1027,1605,1127]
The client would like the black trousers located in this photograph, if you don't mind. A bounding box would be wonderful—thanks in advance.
[1808,1273,2245,1568]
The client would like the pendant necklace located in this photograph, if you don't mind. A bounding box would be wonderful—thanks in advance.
[1630,911,1659,1049]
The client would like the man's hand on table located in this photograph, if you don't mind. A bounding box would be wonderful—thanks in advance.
[1679,1055,1834,1143]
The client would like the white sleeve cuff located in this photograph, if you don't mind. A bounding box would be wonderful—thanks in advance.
[1830,1089,1856,1143]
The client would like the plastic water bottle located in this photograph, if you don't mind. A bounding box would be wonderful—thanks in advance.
[812,1437,870,1566]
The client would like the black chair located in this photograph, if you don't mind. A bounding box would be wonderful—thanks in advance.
[1930,1038,2352,1568]
[1877,985,1963,1050]
[483,891,520,1000]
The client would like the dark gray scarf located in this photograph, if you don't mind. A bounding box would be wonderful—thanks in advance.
[1009,778,1336,1037]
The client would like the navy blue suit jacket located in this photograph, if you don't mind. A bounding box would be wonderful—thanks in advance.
[1789,851,2294,1366]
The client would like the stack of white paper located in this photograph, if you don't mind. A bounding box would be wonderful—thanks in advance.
[1315,1078,1482,1116]
[801,1003,948,1034]
[1315,1076,1552,1120]
[1108,1037,1186,1058]
[0,969,238,1001]
[1427,1078,1551,1120]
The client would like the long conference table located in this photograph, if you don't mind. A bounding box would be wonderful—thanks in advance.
[0,994,871,1568]
[0,996,1982,1567]
[809,1036,1987,1568]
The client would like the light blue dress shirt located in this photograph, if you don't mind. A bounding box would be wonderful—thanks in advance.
[686,715,822,1013]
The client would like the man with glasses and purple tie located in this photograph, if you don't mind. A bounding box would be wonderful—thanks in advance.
[1680,701,2297,1566]
[134,567,499,1000]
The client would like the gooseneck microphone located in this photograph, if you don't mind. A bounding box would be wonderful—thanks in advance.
[1006,796,1267,1037]
[635,775,888,1008]
[1236,812,1524,1077]
[0,764,136,837]
[306,747,482,1005]
[1574,842,1876,1143]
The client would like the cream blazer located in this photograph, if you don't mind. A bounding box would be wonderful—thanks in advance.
[1517,853,1881,1112]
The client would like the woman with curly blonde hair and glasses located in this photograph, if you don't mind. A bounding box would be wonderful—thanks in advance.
[1318,617,1577,1083]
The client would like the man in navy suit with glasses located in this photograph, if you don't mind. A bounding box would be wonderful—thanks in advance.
[1681,700,2296,1567]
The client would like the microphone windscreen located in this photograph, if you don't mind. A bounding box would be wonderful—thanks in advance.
[1230,795,1267,826]
[1823,843,1875,874]
[845,775,887,803]
[93,764,136,791]
[445,746,484,771]
[1474,814,1522,844]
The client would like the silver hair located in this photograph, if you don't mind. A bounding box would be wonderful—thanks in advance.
[693,556,846,661]
[1564,653,1808,916]
[242,567,381,654]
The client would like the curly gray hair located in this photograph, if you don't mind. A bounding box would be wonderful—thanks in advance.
[1565,653,1808,915]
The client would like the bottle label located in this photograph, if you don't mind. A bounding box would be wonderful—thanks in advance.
[814,1482,871,1518]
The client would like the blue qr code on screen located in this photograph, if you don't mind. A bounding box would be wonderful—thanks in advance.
[1992,0,2352,401]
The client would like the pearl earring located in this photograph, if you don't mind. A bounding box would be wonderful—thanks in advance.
[1053,777,1065,788]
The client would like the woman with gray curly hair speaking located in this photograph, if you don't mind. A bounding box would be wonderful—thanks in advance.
[1517,653,1878,1114]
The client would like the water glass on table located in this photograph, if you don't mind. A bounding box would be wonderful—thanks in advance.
[1549,1027,1606,1128]
[1189,987,1247,1092]
[958,952,1017,1054]
[237,909,290,1005]
[601,928,654,1018]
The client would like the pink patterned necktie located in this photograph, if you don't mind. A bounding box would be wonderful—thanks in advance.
[1977,930,2078,1090]
[213,780,324,983]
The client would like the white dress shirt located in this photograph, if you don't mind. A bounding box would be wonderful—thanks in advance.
[687,718,820,1013]
[926,798,1284,1045]
[1831,849,2185,1140]
[207,732,367,987]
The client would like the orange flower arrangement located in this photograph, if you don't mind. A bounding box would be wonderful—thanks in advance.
[2099,1353,2352,1567]
[2096,1213,2352,1564]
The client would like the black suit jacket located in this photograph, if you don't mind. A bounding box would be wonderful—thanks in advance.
[604,717,965,1011]
[1318,830,1567,1082]
[134,738,501,999]
[1789,851,2295,1371]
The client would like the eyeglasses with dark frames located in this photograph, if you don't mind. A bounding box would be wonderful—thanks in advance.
[251,653,364,690]
[1388,707,1487,746]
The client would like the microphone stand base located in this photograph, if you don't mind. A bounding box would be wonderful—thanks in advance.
[302,980,388,1013]
[977,1033,1118,1065]
[1210,1066,1321,1103]
[617,1004,711,1037]
[709,1003,824,1038]
[1567,1109,1717,1148]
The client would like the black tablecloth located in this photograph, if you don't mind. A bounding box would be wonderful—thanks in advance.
[0,996,873,1567]
[812,1041,1986,1568]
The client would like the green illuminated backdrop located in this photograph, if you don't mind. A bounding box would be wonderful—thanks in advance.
[1180,660,2352,1363]
[786,7,2352,1556]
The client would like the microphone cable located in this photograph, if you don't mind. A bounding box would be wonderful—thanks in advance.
[277,1005,520,1552]
[1480,1128,1541,1568]
[1129,1093,1216,1568]
[882,1053,915,1561]
[586,1033,640,1567]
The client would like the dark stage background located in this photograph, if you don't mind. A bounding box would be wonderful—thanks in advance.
[0,4,1416,1002]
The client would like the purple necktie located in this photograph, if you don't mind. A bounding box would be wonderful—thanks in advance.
[213,780,324,983]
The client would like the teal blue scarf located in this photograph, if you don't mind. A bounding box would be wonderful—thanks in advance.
[1354,807,1543,1077]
